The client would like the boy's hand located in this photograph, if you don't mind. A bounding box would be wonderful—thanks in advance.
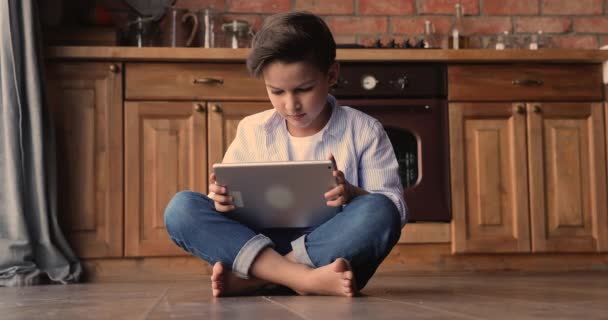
[209,172,235,212]
[324,154,368,207]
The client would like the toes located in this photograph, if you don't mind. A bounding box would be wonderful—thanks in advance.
[212,281,223,290]
[332,258,350,273]
[342,271,354,280]
[211,262,225,281]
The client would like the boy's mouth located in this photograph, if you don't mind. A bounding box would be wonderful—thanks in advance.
[289,114,306,121]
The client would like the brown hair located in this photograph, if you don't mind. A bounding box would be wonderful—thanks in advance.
[246,11,336,78]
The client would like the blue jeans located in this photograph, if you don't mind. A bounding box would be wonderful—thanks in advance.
[164,191,402,290]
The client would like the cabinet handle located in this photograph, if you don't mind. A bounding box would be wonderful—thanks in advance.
[512,79,543,86]
[211,104,222,113]
[109,64,119,73]
[194,103,205,112]
[533,105,542,113]
[193,77,224,85]
[515,105,526,114]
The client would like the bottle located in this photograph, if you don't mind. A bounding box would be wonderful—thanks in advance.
[448,4,470,49]
[422,20,440,49]
[495,32,506,50]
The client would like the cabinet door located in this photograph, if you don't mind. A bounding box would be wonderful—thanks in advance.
[125,102,207,256]
[208,101,272,166]
[449,103,531,253]
[527,102,608,252]
[47,62,123,258]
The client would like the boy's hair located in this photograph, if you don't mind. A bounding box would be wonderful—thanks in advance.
[246,11,336,78]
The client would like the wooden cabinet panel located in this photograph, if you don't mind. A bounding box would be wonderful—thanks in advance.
[527,102,608,252]
[448,64,602,101]
[125,63,267,101]
[125,101,207,257]
[449,102,531,253]
[207,101,272,166]
[47,62,123,258]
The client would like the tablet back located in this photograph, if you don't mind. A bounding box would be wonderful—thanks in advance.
[213,160,338,228]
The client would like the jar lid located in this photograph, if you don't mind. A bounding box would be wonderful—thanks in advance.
[221,20,251,33]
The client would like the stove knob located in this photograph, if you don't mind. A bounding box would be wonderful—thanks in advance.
[372,39,383,48]
[389,76,409,91]
[361,74,379,90]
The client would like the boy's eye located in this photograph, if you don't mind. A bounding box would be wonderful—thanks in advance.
[296,87,313,92]
[271,90,284,95]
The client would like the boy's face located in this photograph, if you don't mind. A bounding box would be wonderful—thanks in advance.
[262,60,339,137]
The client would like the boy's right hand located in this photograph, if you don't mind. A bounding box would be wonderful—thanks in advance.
[209,172,235,213]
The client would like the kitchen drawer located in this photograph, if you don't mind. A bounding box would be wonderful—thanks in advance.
[448,64,602,101]
[125,63,268,100]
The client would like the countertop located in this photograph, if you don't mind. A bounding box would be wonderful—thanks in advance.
[46,46,608,63]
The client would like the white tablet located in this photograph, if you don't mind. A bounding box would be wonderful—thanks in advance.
[213,160,339,228]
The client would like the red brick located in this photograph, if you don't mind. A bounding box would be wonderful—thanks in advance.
[294,0,354,15]
[542,0,602,15]
[551,35,598,49]
[466,17,512,35]
[419,0,480,15]
[575,17,608,33]
[229,0,290,13]
[599,35,608,48]
[334,35,357,44]
[358,0,415,15]
[391,17,452,34]
[482,0,539,15]
[175,0,227,11]
[515,17,572,33]
[325,17,388,35]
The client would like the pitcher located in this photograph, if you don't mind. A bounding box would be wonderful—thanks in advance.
[161,6,198,47]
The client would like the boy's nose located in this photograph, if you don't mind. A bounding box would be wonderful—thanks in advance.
[285,96,302,113]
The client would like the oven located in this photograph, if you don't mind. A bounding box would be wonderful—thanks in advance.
[331,63,451,222]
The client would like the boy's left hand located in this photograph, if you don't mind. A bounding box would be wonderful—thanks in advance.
[324,169,357,207]
[324,154,368,207]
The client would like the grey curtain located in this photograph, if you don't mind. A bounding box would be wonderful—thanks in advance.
[0,0,81,286]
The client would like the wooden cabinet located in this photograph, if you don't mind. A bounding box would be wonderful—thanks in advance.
[123,63,271,257]
[449,102,531,253]
[449,64,608,254]
[124,101,208,256]
[46,62,123,258]
[527,102,608,252]
[124,100,270,257]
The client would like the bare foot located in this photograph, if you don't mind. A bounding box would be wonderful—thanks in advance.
[293,258,357,297]
[211,262,269,297]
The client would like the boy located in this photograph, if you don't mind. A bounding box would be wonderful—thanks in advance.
[164,11,407,297]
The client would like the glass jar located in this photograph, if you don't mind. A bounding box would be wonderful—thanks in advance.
[221,20,253,48]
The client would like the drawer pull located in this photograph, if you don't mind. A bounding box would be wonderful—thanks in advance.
[109,64,119,73]
[515,105,525,114]
[533,105,542,113]
[512,79,543,86]
[193,77,224,85]
[211,104,222,113]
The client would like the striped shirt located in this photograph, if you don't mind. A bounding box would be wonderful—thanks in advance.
[223,95,408,225]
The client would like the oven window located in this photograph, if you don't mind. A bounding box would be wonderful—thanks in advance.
[385,127,418,188]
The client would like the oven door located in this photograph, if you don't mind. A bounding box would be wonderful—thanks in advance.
[340,98,451,222]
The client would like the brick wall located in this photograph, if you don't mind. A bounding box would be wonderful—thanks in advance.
[100,0,608,48]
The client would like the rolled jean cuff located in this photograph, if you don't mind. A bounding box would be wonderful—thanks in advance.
[290,235,315,268]
[232,234,274,279]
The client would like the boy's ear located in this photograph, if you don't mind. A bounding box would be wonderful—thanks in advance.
[327,62,340,86]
